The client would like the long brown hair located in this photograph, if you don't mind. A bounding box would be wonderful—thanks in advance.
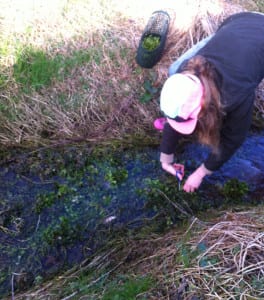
[180,55,225,153]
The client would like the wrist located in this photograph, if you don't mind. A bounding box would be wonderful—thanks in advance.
[197,164,213,178]
[161,162,174,175]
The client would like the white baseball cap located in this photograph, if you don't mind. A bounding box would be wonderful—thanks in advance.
[160,73,203,134]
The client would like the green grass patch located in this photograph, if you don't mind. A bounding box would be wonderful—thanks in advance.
[55,271,153,299]
[13,46,59,91]
[101,275,153,300]
[13,45,94,92]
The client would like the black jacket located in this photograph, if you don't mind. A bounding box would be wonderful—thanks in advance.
[160,12,264,171]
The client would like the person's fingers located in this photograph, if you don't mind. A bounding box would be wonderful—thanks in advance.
[183,184,195,193]
[173,163,185,177]
[183,186,195,193]
[179,165,185,176]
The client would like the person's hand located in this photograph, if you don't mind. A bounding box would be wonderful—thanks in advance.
[183,164,212,193]
[173,163,184,180]
[161,162,184,179]
[183,170,204,193]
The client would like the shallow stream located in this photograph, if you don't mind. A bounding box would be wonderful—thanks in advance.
[0,130,263,297]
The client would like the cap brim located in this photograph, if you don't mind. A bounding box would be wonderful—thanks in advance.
[167,117,198,135]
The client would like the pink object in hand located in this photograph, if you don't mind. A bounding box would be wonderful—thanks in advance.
[153,118,166,131]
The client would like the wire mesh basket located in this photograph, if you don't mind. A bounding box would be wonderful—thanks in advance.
[136,10,170,69]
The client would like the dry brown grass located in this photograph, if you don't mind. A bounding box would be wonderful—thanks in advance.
[0,0,263,148]
[12,207,264,300]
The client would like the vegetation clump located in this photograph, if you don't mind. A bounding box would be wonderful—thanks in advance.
[142,34,161,51]
[221,178,249,202]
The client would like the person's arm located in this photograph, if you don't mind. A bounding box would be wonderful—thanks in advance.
[184,100,253,192]
[183,163,212,193]
[160,123,184,177]
[160,123,211,191]
[168,34,214,76]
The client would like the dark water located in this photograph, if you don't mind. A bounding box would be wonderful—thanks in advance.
[185,131,264,196]
[0,130,263,297]
[0,148,162,296]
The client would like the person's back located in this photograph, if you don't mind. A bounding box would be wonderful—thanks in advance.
[198,12,264,110]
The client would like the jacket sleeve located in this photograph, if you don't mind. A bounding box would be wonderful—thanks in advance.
[159,122,183,164]
[204,102,253,171]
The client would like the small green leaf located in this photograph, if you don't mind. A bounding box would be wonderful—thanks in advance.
[139,92,152,103]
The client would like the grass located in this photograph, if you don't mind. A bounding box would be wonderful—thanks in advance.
[0,0,262,147]
[0,0,151,146]
[13,44,98,92]
[101,276,153,300]
[11,204,264,300]
[13,47,59,91]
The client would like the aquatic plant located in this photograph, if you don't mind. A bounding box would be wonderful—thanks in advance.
[104,168,128,187]
[221,178,249,202]
[42,216,83,246]
[140,176,213,230]
[35,184,75,214]
[142,34,161,51]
